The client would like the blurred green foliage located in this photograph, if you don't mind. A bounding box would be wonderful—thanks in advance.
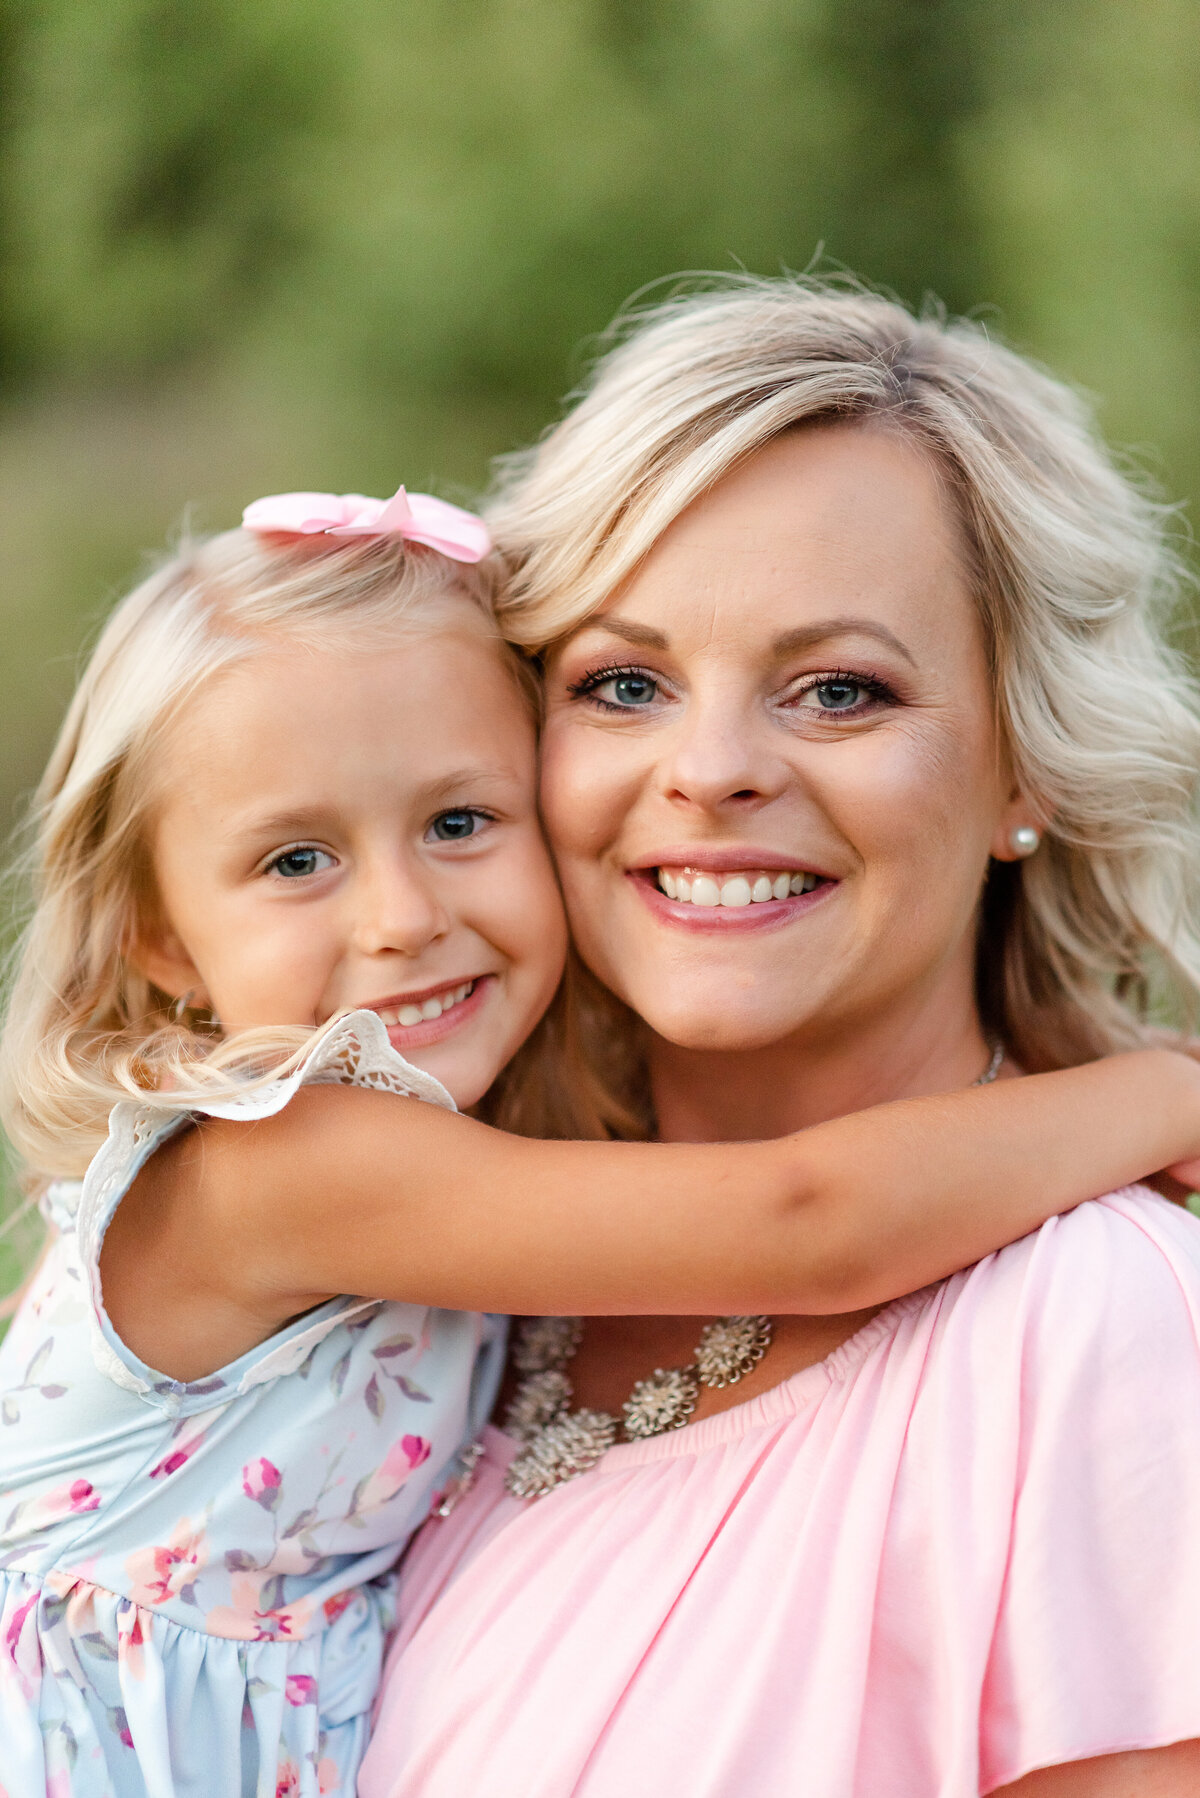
[2,0,1200,824]
[0,0,1199,1263]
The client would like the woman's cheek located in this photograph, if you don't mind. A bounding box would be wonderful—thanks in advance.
[821,722,993,861]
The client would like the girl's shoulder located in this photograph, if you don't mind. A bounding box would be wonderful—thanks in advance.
[81,1008,454,1260]
[69,1010,464,1411]
[0,1017,502,1633]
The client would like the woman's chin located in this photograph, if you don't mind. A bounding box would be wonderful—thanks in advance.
[639,995,816,1056]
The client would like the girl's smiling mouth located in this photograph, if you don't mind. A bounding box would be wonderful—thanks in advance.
[362,975,492,1049]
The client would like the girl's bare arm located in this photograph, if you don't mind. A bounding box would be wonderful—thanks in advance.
[100,1049,1200,1380]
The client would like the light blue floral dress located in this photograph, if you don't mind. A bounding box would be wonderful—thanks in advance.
[0,1013,504,1798]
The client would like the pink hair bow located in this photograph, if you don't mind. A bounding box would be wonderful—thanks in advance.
[241,485,491,563]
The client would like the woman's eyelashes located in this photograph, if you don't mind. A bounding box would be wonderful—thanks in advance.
[783,671,897,719]
[565,661,897,721]
[566,664,666,713]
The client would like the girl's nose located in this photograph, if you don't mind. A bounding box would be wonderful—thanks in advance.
[656,695,787,815]
[352,861,451,958]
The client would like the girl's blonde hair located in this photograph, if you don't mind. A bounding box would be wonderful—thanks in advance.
[488,274,1200,1083]
[0,528,608,1184]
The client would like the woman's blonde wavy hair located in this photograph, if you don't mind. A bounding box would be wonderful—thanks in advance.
[487,274,1200,1092]
[0,528,609,1189]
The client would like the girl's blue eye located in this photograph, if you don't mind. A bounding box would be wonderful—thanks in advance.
[429,809,483,841]
[270,847,332,879]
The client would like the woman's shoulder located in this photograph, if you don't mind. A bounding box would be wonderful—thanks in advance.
[931,1184,1200,1383]
[974,1182,1200,1290]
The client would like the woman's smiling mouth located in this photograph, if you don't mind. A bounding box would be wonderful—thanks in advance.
[656,866,821,906]
[627,852,838,932]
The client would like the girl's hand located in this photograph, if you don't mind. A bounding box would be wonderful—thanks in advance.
[1165,1155,1200,1192]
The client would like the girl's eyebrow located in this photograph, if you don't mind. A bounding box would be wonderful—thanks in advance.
[229,808,329,844]
[228,769,522,843]
[418,766,523,804]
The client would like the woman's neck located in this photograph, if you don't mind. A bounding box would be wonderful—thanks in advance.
[648,995,994,1143]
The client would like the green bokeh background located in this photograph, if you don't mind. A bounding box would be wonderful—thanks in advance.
[3,0,1200,1285]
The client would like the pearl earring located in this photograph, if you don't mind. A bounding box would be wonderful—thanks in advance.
[1010,825,1040,858]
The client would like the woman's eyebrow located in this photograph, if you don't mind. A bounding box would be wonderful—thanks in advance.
[568,618,670,650]
[771,618,917,667]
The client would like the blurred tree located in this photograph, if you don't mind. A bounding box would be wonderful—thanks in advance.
[0,0,347,373]
[0,0,1197,822]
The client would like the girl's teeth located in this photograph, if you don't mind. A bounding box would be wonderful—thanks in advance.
[386,981,475,1029]
[657,868,820,906]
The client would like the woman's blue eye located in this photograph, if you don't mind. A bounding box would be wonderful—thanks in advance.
[429,810,482,841]
[271,847,331,879]
[814,680,864,710]
[594,672,658,708]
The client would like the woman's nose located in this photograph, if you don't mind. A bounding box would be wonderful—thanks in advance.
[656,696,786,814]
[352,861,450,958]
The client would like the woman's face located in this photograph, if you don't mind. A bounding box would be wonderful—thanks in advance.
[540,423,1032,1055]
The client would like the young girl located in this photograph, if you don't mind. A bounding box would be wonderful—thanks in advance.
[2,486,1199,1798]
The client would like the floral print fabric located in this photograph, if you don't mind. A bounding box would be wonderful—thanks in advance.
[0,1013,504,1797]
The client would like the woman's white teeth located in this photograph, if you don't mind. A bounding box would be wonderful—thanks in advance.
[657,869,818,906]
[379,982,474,1027]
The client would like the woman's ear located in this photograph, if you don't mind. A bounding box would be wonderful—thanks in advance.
[990,794,1045,864]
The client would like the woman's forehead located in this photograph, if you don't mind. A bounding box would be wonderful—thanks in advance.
[563,424,979,665]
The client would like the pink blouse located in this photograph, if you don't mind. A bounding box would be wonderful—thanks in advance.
[361,1189,1200,1797]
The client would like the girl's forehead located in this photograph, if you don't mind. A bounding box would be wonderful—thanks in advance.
[152,628,537,823]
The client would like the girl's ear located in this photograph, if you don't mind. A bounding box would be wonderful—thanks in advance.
[126,920,212,1014]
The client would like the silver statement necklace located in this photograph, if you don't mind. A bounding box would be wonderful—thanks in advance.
[503,1041,1004,1503]
[504,1314,772,1500]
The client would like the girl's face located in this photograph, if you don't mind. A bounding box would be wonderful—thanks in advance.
[137,624,567,1108]
[540,423,1034,1058]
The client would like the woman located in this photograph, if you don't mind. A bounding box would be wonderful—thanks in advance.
[359,280,1200,1795]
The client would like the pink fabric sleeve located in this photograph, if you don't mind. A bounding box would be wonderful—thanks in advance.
[978,1192,1200,1791]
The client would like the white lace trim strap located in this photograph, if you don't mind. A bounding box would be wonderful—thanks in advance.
[75,1010,455,1400]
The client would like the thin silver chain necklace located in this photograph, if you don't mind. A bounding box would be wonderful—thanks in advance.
[503,1040,1005,1502]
